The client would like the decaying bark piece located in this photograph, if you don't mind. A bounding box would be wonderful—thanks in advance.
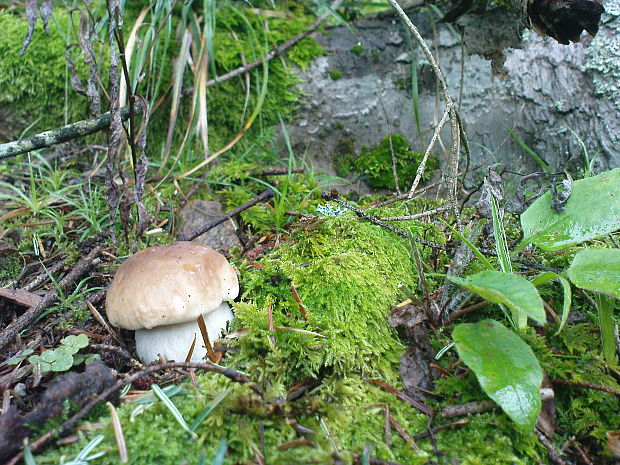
[528,0,604,44]
[442,0,604,45]
[0,361,116,462]
[388,304,436,401]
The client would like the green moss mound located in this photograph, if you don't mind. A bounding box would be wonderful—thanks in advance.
[352,134,439,190]
[0,4,323,154]
[0,10,93,137]
[38,214,549,464]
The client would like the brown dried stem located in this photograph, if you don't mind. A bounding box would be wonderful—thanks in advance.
[0,246,103,352]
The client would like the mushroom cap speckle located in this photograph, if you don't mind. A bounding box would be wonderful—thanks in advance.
[105,241,239,330]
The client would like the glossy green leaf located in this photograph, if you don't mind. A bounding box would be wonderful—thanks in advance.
[567,248,620,299]
[521,169,620,251]
[453,320,543,430]
[448,270,545,325]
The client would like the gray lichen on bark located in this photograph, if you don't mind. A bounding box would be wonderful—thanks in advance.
[584,0,620,108]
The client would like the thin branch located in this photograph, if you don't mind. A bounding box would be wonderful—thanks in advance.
[386,0,462,226]
[178,188,274,241]
[0,104,142,160]
[407,108,450,198]
[0,246,103,352]
[201,0,344,89]
[552,379,620,397]
[379,205,449,221]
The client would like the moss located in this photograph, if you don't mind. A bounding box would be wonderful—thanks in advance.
[0,4,324,156]
[523,326,620,442]
[38,214,434,463]
[333,136,356,178]
[0,252,23,286]
[350,44,364,55]
[354,134,439,190]
[329,70,342,80]
[0,10,93,136]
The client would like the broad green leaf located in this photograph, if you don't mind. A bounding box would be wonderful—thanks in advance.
[448,270,546,325]
[521,169,620,251]
[453,320,543,430]
[40,351,57,363]
[567,248,620,299]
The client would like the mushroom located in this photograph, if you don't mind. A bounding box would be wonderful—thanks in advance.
[105,241,239,363]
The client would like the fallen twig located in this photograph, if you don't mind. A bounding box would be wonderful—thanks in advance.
[367,379,433,416]
[0,288,41,308]
[257,167,304,176]
[6,361,257,465]
[552,379,620,398]
[200,0,343,89]
[412,418,469,440]
[440,400,496,418]
[322,192,447,250]
[536,429,569,465]
[178,188,274,241]
[379,206,450,222]
[0,246,103,352]
[0,104,142,160]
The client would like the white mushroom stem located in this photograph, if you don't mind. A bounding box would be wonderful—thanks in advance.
[134,303,234,363]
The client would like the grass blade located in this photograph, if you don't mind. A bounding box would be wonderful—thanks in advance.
[190,388,231,432]
[152,384,197,438]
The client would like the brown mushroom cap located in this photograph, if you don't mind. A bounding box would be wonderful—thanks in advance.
[105,241,239,330]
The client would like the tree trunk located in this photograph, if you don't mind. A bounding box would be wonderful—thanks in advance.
[287,1,619,189]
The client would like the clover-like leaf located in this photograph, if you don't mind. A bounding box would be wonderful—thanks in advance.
[61,334,89,349]
[40,350,58,363]
[7,348,34,365]
[51,353,75,372]
[453,320,543,430]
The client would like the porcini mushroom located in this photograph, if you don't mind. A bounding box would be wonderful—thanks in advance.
[105,241,239,363]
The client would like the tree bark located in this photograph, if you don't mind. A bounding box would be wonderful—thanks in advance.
[286,1,619,190]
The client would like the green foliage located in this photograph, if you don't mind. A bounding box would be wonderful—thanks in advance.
[350,44,364,55]
[523,327,620,440]
[0,251,23,286]
[448,270,546,325]
[333,136,357,179]
[234,213,420,379]
[354,134,439,190]
[19,335,99,374]
[0,4,323,157]
[329,70,342,80]
[39,214,444,464]
[0,10,92,134]
[452,320,543,431]
[520,168,620,251]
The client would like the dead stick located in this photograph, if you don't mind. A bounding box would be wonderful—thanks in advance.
[367,379,433,416]
[552,379,620,397]
[0,104,142,161]
[178,188,274,241]
[412,418,469,440]
[7,361,258,465]
[0,246,103,351]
